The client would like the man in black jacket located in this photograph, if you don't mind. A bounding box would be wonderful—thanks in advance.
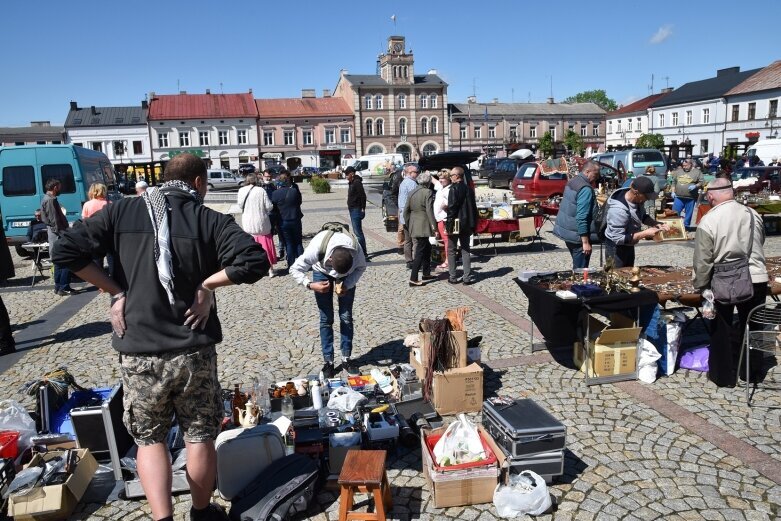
[52,153,268,521]
[345,166,369,261]
[446,167,478,284]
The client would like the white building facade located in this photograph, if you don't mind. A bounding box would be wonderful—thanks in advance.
[604,92,670,149]
[723,61,781,145]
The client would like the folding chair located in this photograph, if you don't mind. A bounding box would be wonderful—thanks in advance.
[738,303,781,408]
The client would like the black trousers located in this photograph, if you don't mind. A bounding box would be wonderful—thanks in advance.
[0,295,14,352]
[709,283,766,387]
[604,240,635,268]
[410,237,432,281]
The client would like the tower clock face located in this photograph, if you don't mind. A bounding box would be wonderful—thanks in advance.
[393,42,402,53]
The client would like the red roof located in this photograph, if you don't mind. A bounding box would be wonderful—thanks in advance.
[726,60,781,95]
[608,93,670,117]
[256,97,353,118]
[148,93,258,120]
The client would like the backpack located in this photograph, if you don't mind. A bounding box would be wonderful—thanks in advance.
[317,222,358,263]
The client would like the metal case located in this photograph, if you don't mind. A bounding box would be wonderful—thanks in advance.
[482,399,566,458]
[505,450,564,483]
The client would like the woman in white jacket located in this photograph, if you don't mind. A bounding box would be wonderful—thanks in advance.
[237,174,277,276]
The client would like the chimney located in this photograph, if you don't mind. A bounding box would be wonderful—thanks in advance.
[547,97,554,104]
[322,89,331,98]
[179,90,186,94]
[660,87,674,93]
[249,88,253,94]
[428,68,438,75]
[206,88,211,94]
[717,66,740,77]
[69,101,78,111]
[493,98,499,104]
[149,91,156,99]
[302,89,316,98]
[90,105,97,115]
[141,100,148,109]
[467,96,477,104]
[340,68,349,77]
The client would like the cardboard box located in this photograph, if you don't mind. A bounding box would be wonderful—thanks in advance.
[329,432,362,475]
[422,424,506,508]
[416,330,468,369]
[8,448,98,521]
[410,353,483,415]
[573,314,639,377]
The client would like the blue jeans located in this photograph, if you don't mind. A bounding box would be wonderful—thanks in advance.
[349,208,368,257]
[673,196,696,227]
[313,271,355,362]
[565,241,591,269]
[280,219,303,268]
[54,264,71,291]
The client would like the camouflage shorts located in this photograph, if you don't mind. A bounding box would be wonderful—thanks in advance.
[120,344,222,446]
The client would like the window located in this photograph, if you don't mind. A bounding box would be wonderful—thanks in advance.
[375,119,384,135]
[421,118,428,134]
[702,108,710,124]
[686,110,692,126]
[41,164,76,193]
[51,140,61,144]
[422,143,437,156]
[2,166,35,196]
[219,130,229,146]
[748,102,756,120]
[659,113,665,127]
[199,131,210,146]
[367,145,384,154]
[487,125,495,138]
[549,126,556,140]
[398,94,406,109]
[473,126,481,139]
[375,95,383,109]
[158,133,169,147]
[364,95,372,110]
[303,130,313,145]
[341,128,351,143]
[608,121,613,133]
[179,132,190,146]
[460,126,466,139]
[325,129,335,144]
[238,152,249,164]
[637,117,642,132]
[365,119,373,136]
[36,141,45,145]
[627,119,633,132]
[399,118,407,136]
[592,125,599,136]
[770,100,778,118]
[73,142,83,148]
[431,117,438,134]
[420,95,428,109]
[617,120,622,132]
[430,94,437,108]
[731,105,739,122]
[700,139,709,154]
[92,142,102,152]
[510,126,518,139]
[671,112,678,126]
[238,129,248,144]
[529,126,537,138]
[284,130,294,145]
[580,124,586,137]
[133,141,143,154]
[263,131,274,146]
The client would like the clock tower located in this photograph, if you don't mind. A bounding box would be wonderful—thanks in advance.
[379,36,414,84]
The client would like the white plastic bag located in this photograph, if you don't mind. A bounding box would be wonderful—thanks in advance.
[663,310,687,376]
[637,338,662,383]
[0,400,37,454]
[326,387,367,412]
[493,470,552,518]
[432,414,485,467]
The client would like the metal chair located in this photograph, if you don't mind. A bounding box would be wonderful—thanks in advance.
[738,303,781,408]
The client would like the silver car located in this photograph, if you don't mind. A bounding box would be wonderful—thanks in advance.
[206,169,241,190]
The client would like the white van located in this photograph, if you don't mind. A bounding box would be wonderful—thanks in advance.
[349,153,404,176]
[747,139,781,164]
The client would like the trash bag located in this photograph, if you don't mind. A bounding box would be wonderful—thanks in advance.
[493,470,552,518]
[432,414,485,467]
[0,399,37,455]
[326,387,367,413]
[679,345,709,372]
[662,312,686,376]
[638,338,662,383]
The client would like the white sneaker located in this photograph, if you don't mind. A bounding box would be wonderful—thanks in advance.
[268,269,276,278]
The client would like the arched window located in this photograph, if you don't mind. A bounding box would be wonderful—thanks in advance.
[403,66,408,78]
[365,118,373,136]
[393,66,398,78]
[364,95,372,110]
[422,143,437,156]
[376,119,384,136]
[421,117,429,134]
[367,145,384,154]
[398,94,406,109]
[430,94,438,108]
[399,118,407,136]
[375,95,383,110]
[430,117,438,134]
[420,95,428,109]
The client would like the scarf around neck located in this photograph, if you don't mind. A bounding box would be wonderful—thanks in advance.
[141,180,202,306]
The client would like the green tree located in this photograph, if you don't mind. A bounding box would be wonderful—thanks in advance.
[564,130,585,155]
[538,131,555,158]
[563,89,618,112]
[635,133,665,150]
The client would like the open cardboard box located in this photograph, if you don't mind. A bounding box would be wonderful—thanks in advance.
[8,448,98,521]
[422,424,506,508]
[417,330,468,369]
[574,313,640,377]
[410,352,483,415]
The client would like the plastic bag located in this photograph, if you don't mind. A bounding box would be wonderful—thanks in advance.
[702,290,715,320]
[679,345,709,372]
[326,387,367,413]
[493,470,552,518]
[637,338,662,383]
[432,414,485,467]
[662,311,687,376]
[0,400,37,455]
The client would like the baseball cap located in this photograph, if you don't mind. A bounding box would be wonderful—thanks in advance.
[631,176,657,199]
[344,166,356,175]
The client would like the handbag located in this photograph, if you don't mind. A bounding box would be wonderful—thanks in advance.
[710,210,754,305]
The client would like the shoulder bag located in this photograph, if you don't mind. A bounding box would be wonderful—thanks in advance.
[710,209,755,305]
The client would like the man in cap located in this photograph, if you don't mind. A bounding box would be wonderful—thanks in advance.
[604,176,669,267]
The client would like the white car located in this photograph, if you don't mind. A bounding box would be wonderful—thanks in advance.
[207,169,241,190]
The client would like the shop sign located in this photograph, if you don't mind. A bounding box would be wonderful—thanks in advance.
[168,149,206,158]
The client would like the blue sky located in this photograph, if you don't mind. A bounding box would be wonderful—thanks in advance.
[2,0,780,126]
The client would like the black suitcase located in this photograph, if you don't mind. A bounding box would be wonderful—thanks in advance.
[229,453,319,521]
[482,398,566,458]
[505,450,565,484]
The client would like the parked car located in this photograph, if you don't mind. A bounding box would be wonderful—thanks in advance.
[511,159,621,201]
[731,166,781,193]
[487,157,534,189]
[478,157,500,179]
[238,164,256,175]
[418,152,480,188]
[206,169,241,190]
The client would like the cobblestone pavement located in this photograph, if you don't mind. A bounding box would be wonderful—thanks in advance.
[1,182,779,520]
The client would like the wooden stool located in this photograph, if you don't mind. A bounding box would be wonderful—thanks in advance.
[338,449,392,521]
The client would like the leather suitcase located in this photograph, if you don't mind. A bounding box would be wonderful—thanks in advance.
[216,425,286,501]
[482,398,566,458]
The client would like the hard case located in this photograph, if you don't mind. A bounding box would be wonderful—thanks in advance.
[482,399,566,458]
[215,425,286,501]
[504,450,564,484]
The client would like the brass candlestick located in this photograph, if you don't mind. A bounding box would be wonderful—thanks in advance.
[629,267,641,293]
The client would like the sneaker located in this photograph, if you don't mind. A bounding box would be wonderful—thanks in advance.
[190,503,229,521]
[343,360,360,377]
[448,277,462,284]
[321,361,335,379]
[59,288,77,296]
[421,274,436,281]
[463,275,476,286]
[268,269,276,278]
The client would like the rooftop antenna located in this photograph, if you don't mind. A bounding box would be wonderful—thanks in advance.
[649,73,654,94]
[220,82,224,94]
[528,91,531,103]
[177,79,180,92]
[550,76,553,99]
[472,78,477,98]
[511,88,514,103]
[663,75,670,89]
